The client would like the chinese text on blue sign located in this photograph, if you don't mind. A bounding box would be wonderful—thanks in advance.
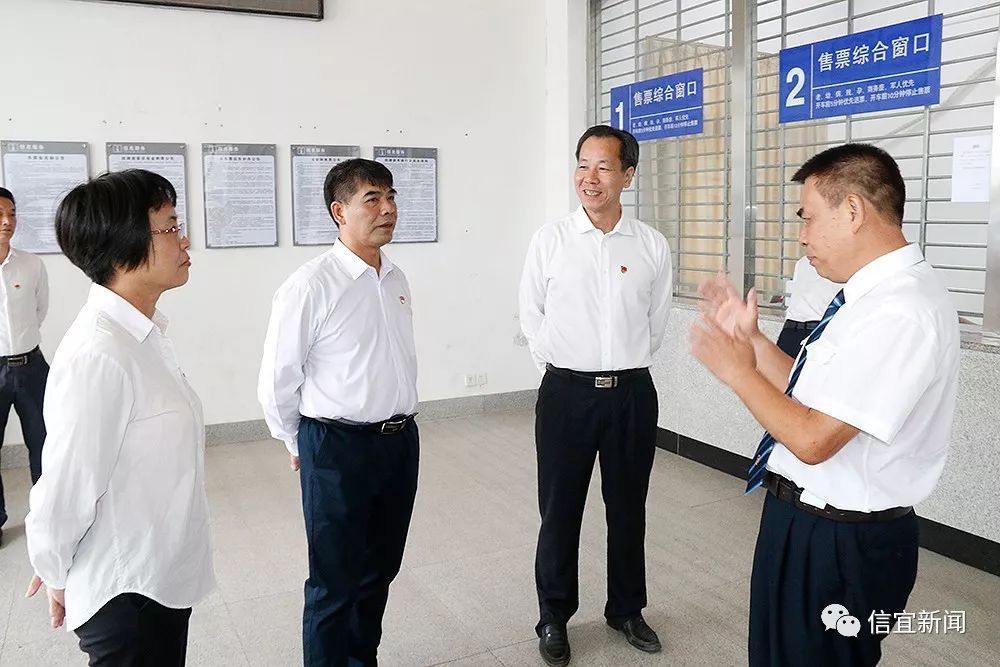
[610,68,704,141]
[779,14,942,123]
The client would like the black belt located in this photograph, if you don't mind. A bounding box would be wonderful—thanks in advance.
[545,364,649,389]
[315,413,417,435]
[0,346,41,367]
[782,320,821,331]
[764,471,913,523]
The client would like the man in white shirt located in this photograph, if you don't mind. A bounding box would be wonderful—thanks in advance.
[259,159,418,667]
[691,144,960,666]
[519,126,673,665]
[0,187,49,547]
[777,255,843,357]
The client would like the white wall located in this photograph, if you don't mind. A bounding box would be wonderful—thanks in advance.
[544,0,590,221]
[1,0,552,443]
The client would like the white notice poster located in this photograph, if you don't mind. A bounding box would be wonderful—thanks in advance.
[202,144,278,248]
[952,136,992,203]
[374,146,437,243]
[0,141,90,254]
[291,145,360,246]
[108,143,188,234]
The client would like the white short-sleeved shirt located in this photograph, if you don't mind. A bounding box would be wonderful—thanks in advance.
[785,255,843,322]
[768,244,960,511]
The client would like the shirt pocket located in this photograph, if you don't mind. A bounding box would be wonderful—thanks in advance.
[803,337,838,366]
[127,407,198,472]
[615,256,655,311]
[127,375,201,475]
[7,276,37,319]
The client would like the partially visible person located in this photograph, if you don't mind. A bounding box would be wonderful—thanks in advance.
[24,169,215,666]
[0,186,49,547]
[777,255,843,358]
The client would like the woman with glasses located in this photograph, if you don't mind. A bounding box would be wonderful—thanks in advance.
[24,169,215,666]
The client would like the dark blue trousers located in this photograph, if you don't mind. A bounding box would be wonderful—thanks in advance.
[298,416,419,667]
[776,321,817,359]
[749,492,919,667]
[0,347,48,528]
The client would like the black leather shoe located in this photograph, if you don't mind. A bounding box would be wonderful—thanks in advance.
[607,614,662,653]
[538,623,571,666]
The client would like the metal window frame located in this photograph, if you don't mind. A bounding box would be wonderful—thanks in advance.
[591,0,1000,342]
[987,31,1000,340]
[593,0,736,294]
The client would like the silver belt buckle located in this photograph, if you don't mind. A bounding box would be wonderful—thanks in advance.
[381,418,407,434]
[594,375,617,389]
[6,355,27,367]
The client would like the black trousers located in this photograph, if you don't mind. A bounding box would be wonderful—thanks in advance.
[0,348,48,528]
[749,493,919,667]
[534,368,658,633]
[298,416,419,667]
[775,321,818,359]
[74,593,192,666]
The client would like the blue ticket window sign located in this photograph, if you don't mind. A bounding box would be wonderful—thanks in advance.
[779,14,942,123]
[610,68,704,141]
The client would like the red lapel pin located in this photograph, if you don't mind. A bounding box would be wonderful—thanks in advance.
[399,295,406,304]
[620,266,628,274]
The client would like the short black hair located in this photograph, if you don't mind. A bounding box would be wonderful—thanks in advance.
[792,143,905,225]
[55,169,177,286]
[575,125,640,171]
[323,159,394,227]
[0,187,13,206]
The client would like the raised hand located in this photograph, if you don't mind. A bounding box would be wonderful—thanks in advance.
[697,272,759,338]
[689,310,758,389]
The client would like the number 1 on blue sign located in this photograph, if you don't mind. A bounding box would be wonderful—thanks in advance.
[615,101,625,130]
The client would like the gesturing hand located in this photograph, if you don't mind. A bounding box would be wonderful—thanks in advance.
[697,272,759,339]
[689,311,757,389]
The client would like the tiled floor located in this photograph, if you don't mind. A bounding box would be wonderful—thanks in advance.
[0,409,998,665]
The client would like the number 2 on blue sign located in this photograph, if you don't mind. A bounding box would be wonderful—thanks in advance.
[786,67,806,108]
